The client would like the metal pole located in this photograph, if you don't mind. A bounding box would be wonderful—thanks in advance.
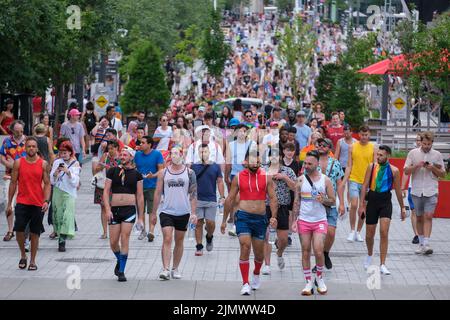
[405,95,409,150]
[382,74,389,125]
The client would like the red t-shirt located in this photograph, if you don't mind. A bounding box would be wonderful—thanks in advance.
[326,126,344,151]
[32,96,43,113]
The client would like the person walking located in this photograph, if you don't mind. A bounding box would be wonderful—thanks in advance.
[103,147,144,282]
[1,120,27,241]
[134,136,164,242]
[358,145,406,275]
[221,147,278,295]
[192,144,225,256]
[152,147,198,280]
[292,150,335,295]
[404,131,445,255]
[60,108,86,164]
[6,137,51,270]
[342,125,377,242]
[50,141,81,252]
[0,98,15,135]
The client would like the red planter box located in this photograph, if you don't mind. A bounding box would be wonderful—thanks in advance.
[390,158,450,218]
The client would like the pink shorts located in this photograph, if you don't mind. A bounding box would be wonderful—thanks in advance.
[297,220,328,235]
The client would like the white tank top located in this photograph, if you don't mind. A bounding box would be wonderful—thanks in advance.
[158,167,191,216]
[299,173,327,223]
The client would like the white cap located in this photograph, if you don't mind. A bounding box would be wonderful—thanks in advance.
[123,146,136,158]
[195,125,211,135]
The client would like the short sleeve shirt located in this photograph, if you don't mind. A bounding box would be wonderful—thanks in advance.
[60,122,85,154]
[134,150,164,189]
[265,166,297,205]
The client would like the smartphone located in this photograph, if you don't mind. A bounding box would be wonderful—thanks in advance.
[424,161,430,166]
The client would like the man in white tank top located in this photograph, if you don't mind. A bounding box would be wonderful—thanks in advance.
[292,150,335,296]
[152,147,198,281]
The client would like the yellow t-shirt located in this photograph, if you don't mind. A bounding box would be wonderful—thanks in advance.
[349,142,374,184]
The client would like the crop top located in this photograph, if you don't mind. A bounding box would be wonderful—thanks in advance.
[106,166,143,194]
[238,168,267,201]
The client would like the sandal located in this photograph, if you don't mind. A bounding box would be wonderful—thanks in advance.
[99,234,108,239]
[18,258,27,270]
[3,232,15,242]
[28,264,38,271]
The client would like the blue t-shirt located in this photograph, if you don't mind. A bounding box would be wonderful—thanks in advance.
[294,124,312,150]
[192,163,222,202]
[134,150,164,189]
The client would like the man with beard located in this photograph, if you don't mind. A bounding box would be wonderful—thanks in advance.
[292,151,335,295]
[359,145,406,274]
[6,137,51,270]
[221,146,278,295]
[152,147,198,280]
[103,147,145,282]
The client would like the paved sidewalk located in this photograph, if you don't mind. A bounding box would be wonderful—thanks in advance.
[1,160,450,299]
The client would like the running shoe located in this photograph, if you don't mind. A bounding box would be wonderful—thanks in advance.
[415,245,426,255]
[423,246,433,255]
[312,265,317,273]
[147,232,155,242]
[277,256,285,270]
[364,255,372,270]
[195,249,203,256]
[250,275,261,290]
[261,265,271,275]
[171,269,182,279]
[355,232,364,242]
[412,235,419,244]
[159,269,170,280]
[380,264,391,275]
[206,236,213,252]
[228,224,237,237]
[287,236,292,246]
[117,272,127,282]
[24,240,30,253]
[301,280,314,296]
[138,230,147,240]
[347,231,355,242]
[240,283,251,295]
[315,276,328,295]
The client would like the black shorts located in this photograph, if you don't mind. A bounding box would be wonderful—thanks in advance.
[266,205,290,230]
[109,206,136,225]
[192,81,198,87]
[160,213,190,231]
[13,204,44,236]
[366,191,392,225]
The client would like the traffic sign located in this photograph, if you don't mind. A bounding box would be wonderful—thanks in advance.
[393,97,405,110]
[96,95,108,108]
[390,93,407,120]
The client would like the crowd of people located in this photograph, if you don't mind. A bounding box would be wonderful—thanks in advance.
[0,12,447,297]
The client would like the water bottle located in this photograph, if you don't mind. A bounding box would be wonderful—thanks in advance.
[133,222,144,235]
[311,185,319,199]
[218,202,224,216]
[268,226,276,244]
[187,222,196,241]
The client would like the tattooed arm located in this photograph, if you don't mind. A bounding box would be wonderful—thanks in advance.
[188,168,198,223]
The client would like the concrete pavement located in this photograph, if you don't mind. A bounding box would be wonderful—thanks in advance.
[1,160,450,299]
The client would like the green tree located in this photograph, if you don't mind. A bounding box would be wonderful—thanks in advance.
[277,17,316,104]
[120,40,170,116]
[175,25,202,68]
[200,9,231,78]
[276,0,295,13]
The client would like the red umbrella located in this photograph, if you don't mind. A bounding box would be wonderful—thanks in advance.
[358,54,413,75]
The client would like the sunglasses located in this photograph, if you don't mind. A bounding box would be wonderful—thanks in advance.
[317,143,329,148]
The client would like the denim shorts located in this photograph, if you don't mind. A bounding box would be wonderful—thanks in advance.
[327,207,339,228]
[235,210,268,241]
[349,181,363,199]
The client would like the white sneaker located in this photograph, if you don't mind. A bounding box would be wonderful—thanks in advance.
[250,275,261,290]
[171,268,182,279]
[315,276,328,295]
[159,269,170,280]
[355,232,364,242]
[301,280,314,296]
[261,265,271,275]
[415,245,426,255]
[380,264,391,275]
[277,256,285,270]
[240,283,251,295]
[423,246,434,255]
[364,255,372,270]
[347,231,355,242]
[228,224,237,237]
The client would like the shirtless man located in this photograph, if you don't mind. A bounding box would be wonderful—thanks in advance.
[221,147,278,295]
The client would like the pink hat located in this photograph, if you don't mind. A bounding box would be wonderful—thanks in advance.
[69,109,81,116]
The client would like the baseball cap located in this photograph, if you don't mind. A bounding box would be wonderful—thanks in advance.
[198,106,206,112]
[316,138,333,148]
[195,125,210,135]
[69,109,81,116]
[122,146,136,158]
[296,111,306,117]
[270,121,279,127]
[229,118,240,127]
